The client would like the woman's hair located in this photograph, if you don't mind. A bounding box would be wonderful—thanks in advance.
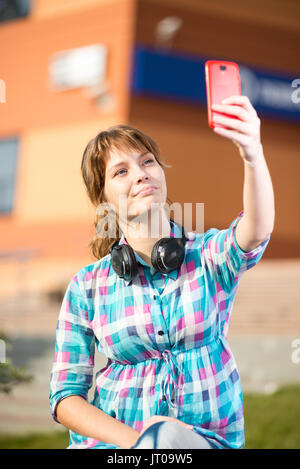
[81,124,173,260]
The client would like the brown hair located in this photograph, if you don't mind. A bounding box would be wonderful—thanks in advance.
[81,124,173,260]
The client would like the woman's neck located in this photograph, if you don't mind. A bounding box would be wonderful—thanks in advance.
[119,208,171,267]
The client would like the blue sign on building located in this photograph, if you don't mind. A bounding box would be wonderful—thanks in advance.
[131,45,300,123]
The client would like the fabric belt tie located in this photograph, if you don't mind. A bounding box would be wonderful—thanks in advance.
[161,349,185,408]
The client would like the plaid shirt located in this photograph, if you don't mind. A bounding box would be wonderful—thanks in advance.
[49,210,270,449]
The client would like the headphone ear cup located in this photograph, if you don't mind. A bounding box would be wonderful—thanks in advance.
[111,244,138,282]
[123,244,138,280]
[151,238,167,272]
[151,237,185,274]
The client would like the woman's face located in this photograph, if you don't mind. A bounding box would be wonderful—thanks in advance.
[103,146,167,224]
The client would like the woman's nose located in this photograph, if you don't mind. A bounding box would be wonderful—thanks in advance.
[134,168,149,183]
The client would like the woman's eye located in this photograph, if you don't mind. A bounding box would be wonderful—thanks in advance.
[115,168,127,176]
[114,159,154,177]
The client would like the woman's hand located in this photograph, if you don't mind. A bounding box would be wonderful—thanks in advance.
[211,95,263,165]
[131,416,193,447]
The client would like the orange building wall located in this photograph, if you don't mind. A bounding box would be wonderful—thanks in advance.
[0,0,136,134]
[32,0,112,20]
[0,0,137,297]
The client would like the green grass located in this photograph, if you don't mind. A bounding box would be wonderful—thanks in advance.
[0,384,299,449]
[244,384,300,449]
[0,430,69,449]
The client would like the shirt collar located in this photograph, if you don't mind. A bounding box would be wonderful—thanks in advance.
[118,220,183,286]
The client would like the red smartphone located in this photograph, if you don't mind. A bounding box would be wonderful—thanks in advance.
[205,60,241,129]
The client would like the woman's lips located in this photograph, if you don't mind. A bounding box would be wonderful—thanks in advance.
[135,186,157,197]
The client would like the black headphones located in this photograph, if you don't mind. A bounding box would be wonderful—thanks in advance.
[109,220,188,282]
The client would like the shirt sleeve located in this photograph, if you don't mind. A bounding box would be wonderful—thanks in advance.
[49,274,95,423]
[201,210,271,293]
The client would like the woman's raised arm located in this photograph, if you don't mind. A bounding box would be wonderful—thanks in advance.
[211,95,275,252]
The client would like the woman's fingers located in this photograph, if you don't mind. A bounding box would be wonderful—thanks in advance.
[213,126,251,146]
[212,103,249,122]
[213,114,253,134]
[211,95,262,162]
[142,415,193,433]
[220,95,258,116]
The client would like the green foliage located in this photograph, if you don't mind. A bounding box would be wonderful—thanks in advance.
[0,360,33,394]
[0,332,33,394]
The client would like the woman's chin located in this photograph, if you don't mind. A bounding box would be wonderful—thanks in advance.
[128,200,154,215]
[126,197,167,224]
[127,206,151,222]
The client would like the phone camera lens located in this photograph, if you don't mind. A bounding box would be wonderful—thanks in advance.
[220,65,226,71]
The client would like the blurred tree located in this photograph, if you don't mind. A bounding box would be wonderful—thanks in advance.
[0,332,33,394]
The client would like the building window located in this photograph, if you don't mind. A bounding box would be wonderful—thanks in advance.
[0,138,19,215]
[0,0,31,24]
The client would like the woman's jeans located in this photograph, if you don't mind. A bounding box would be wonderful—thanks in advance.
[131,421,214,449]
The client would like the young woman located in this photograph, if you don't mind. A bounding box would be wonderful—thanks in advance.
[49,95,275,449]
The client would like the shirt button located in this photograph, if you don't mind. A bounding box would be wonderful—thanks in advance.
[153,295,157,300]
[158,330,164,335]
